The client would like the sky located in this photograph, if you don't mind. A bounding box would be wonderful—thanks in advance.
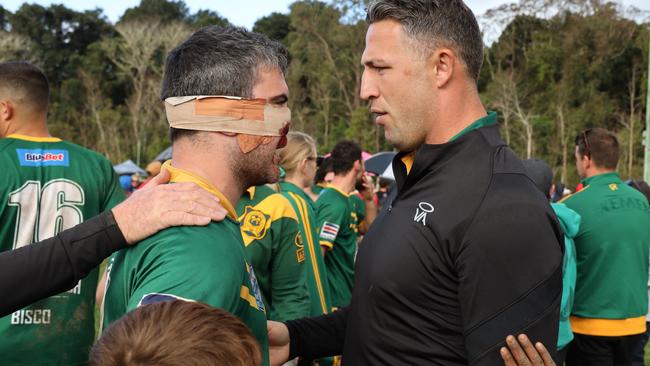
[2,0,649,29]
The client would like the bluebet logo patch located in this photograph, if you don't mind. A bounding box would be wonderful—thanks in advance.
[17,149,69,167]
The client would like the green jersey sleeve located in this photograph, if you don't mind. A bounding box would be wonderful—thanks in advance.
[316,192,348,250]
[240,194,310,321]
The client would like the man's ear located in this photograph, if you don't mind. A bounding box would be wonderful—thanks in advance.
[354,159,362,173]
[427,48,457,88]
[0,100,14,122]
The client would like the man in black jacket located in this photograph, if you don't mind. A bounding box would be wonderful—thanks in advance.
[268,1,563,365]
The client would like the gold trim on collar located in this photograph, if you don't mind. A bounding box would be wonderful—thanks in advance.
[161,160,238,220]
[7,134,62,142]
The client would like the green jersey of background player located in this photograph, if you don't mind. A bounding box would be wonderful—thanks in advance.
[237,185,310,321]
[0,62,124,366]
[100,25,292,366]
[317,140,365,308]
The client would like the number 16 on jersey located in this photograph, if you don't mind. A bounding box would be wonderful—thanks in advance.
[8,179,85,250]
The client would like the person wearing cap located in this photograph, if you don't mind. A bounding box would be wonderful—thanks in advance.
[559,128,650,365]
[101,25,292,366]
[523,158,581,365]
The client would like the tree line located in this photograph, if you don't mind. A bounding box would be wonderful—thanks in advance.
[0,0,648,187]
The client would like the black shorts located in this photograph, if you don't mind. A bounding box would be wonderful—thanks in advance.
[566,332,645,366]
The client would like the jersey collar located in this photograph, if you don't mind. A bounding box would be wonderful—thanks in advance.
[161,160,238,221]
[6,134,62,142]
[581,172,622,187]
[325,184,351,197]
[280,182,316,207]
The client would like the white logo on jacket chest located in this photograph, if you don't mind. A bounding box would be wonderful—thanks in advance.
[414,202,434,226]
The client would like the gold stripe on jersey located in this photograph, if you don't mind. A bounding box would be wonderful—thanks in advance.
[7,134,62,142]
[240,286,260,309]
[320,240,334,249]
[570,315,646,337]
[558,184,592,203]
[239,193,299,246]
[289,192,328,314]
[325,184,351,198]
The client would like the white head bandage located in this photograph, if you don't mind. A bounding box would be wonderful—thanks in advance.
[164,95,290,136]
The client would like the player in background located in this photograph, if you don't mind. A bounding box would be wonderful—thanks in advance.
[236,182,311,322]
[0,61,124,365]
[316,140,364,309]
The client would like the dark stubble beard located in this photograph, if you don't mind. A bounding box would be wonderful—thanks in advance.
[231,144,280,189]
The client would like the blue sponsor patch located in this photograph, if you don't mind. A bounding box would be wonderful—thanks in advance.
[17,149,69,167]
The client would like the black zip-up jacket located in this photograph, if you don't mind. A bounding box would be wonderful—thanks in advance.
[0,212,126,317]
[286,124,564,365]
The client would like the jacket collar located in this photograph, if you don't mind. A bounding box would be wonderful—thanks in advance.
[393,123,505,193]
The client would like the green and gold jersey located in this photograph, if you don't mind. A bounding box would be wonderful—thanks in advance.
[312,183,326,196]
[0,134,124,365]
[279,182,332,316]
[101,163,269,366]
[560,172,650,336]
[349,192,366,234]
[237,185,310,322]
[316,186,358,308]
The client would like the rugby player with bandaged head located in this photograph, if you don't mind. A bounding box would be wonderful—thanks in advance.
[100,25,291,366]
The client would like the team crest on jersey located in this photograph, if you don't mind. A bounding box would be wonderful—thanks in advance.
[240,206,270,239]
[294,232,305,263]
[17,149,69,167]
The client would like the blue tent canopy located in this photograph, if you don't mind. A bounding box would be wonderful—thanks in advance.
[113,160,146,176]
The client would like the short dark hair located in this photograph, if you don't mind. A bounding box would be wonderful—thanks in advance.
[315,157,333,184]
[367,0,484,81]
[90,300,262,366]
[162,25,290,142]
[0,61,49,113]
[575,128,619,170]
[330,140,362,175]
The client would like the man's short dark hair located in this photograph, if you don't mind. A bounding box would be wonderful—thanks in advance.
[0,61,49,113]
[330,140,362,175]
[575,128,619,170]
[161,25,289,142]
[367,0,483,81]
[315,157,333,184]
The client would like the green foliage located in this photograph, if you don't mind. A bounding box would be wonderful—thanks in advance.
[0,0,646,186]
[189,9,230,28]
[120,0,188,23]
[481,5,649,186]
[0,6,8,30]
[253,12,290,43]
